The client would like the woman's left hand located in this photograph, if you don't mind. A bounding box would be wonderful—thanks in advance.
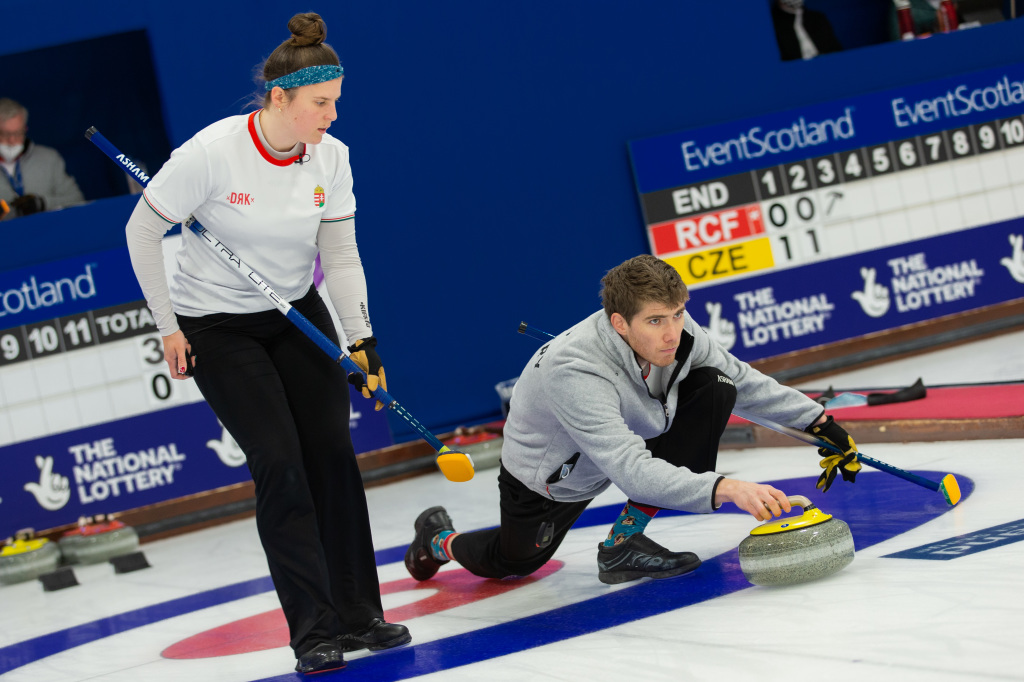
[162,330,195,380]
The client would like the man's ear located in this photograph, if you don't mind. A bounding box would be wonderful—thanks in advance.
[610,312,629,336]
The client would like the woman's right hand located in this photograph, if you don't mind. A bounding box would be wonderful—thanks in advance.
[163,330,195,380]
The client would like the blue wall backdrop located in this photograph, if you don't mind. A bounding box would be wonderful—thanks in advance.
[2,2,1023,440]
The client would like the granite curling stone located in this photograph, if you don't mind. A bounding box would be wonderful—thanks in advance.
[738,495,854,586]
[59,515,140,565]
[0,530,62,585]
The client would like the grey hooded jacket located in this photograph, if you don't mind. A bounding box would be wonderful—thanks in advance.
[501,309,824,513]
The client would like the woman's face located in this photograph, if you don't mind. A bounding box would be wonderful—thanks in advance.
[279,78,342,145]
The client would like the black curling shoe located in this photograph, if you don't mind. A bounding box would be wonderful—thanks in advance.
[295,642,345,675]
[404,506,455,581]
[337,618,412,652]
[596,533,701,585]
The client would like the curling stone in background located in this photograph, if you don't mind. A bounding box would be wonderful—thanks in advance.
[59,515,140,566]
[443,427,503,471]
[0,529,62,586]
[738,495,854,586]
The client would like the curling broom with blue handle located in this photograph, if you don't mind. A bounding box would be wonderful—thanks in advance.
[87,126,474,482]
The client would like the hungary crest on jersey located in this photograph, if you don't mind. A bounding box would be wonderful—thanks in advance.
[313,185,325,208]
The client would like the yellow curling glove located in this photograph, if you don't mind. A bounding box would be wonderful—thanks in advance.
[347,336,387,411]
[806,415,861,492]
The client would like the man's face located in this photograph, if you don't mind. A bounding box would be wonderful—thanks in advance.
[0,114,27,145]
[611,300,687,368]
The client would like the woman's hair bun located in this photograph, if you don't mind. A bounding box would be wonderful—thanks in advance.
[287,12,327,47]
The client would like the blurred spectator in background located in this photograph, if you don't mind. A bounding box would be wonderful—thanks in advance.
[0,98,84,220]
[889,0,964,40]
[771,0,843,61]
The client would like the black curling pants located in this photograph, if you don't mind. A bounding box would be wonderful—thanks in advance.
[178,286,382,657]
[450,366,737,579]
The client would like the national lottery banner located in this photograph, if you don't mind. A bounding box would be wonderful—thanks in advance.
[629,61,1024,362]
[2,403,250,533]
[0,245,394,535]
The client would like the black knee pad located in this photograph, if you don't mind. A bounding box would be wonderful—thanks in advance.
[679,366,737,415]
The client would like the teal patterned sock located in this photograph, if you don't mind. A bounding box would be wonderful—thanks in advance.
[430,529,455,561]
[602,502,656,547]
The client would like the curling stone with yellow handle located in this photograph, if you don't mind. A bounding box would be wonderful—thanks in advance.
[0,530,62,586]
[738,495,854,586]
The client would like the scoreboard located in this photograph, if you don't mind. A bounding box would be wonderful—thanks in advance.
[629,61,1024,362]
[0,242,393,534]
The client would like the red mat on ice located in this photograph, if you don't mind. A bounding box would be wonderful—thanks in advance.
[728,382,1024,424]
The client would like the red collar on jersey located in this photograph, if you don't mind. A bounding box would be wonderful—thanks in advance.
[247,111,307,166]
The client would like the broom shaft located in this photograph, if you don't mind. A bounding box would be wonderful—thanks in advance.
[732,409,941,492]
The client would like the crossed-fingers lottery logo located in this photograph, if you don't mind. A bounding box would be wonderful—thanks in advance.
[854,251,987,319]
[313,185,325,208]
[1002,233,1024,283]
[21,438,189,512]
[703,289,834,352]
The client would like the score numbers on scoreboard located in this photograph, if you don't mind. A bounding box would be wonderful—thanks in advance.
[640,112,1024,288]
[0,300,201,447]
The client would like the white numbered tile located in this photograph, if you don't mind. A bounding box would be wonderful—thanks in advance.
[99,343,143,383]
[816,187,851,223]
[789,192,820,228]
[6,402,48,444]
[837,181,877,220]
[1011,182,1024,214]
[931,197,967,234]
[870,176,905,215]
[921,163,958,200]
[144,369,188,408]
[820,222,857,259]
[850,215,884,251]
[74,386,117,428]
[30,354,74,399]
[182,379,205,402]
[41,394,83,435]
[985,186,1019,224]
[977,152,1012,191]
[770,233,804,266]
[1004,146,1024,185]
[895,168,931,209]
[135,334,167,373]
[903,204,939,241]
[802,225,827,262]
[0,408,14,446]
[1,363,41,405]
[108,378,151,420]
[877,211,911,248]
[794,226,826,264]
[958,193,992,230]
[950,157,985,196]
[69,347,109,392]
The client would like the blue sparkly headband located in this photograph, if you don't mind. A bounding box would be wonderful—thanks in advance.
[265,64,344,91]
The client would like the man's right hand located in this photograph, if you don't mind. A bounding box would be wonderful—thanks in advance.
[11,194,45,216]
[714,478,792,521]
